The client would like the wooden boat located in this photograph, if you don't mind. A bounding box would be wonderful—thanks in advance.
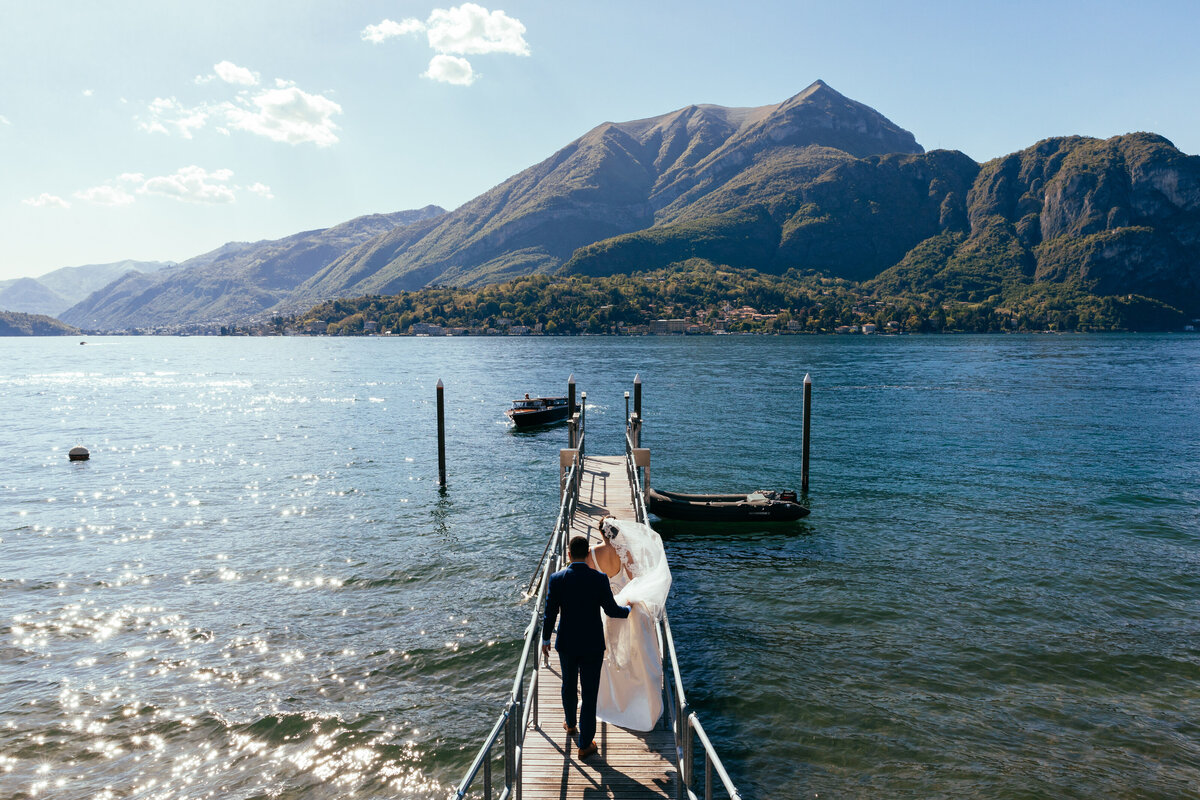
[506,395,572,428]
[647,487,809,522]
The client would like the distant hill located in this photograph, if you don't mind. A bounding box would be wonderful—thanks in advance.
[0,278,72,316]
[60,208,445,330]
[0,260,173,317]
[0,310,80,336]
[38,260,175,303]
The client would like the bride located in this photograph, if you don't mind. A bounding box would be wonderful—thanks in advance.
[586,515,672,731]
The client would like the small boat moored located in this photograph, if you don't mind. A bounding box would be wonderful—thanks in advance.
[647,487,809,522]
[506,395,572,428]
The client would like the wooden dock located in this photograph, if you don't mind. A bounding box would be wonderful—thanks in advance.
[454,383,740,800]
[521,454,678,799]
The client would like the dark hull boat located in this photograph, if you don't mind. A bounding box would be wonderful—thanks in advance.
[647,488,809,522]
[506,396,571,427]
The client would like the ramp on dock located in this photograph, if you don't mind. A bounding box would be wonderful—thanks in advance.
[521,454,677,799]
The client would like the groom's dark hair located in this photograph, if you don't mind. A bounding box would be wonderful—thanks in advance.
[568,535,590,560]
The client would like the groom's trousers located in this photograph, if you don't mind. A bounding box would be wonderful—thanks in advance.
[559,651,603,748]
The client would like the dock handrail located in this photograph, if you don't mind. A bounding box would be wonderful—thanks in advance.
[455,424,585,800]
[625,423,742,800]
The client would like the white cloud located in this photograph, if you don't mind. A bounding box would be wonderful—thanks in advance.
[364,4,528,87]
[74,185,136,207]
[425,3,529,56]
[423,54,476,86]
[214,60,259,86]
[38,169,267,208]
[139,97,211,139]
[22,193,70,209]
[0,114,10,126]
[223,85,342,146]
[82,88,94,97]
[139,166,238,204]
[139,74,340,146]
[362,18,425,44]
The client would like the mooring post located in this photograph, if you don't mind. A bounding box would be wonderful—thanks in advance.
[802,373,812,492]
[580,391,587,434]
[567,374,576,448]
[624,391,630,424]
[633,374,642,447]
[436,379,447,488]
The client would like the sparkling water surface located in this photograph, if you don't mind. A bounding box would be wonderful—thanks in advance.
[2,334,1199,799]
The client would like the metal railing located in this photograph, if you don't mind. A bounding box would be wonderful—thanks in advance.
[625,421,742,800]
[455,415,585,800]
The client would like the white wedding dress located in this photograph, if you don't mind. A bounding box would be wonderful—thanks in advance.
[594,520,672,731]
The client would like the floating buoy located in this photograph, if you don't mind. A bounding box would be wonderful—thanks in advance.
[68,446,90,461]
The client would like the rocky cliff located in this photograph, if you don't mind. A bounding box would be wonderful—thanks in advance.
[870,133,1200,309]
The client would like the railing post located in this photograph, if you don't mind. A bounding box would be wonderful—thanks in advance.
[633,374,642,445]
[514,696,524,800]
[483,745,492,800]
[567,375,576,447]
[505,704,515,790]
[533,663,539,728]
[580,391,586,435]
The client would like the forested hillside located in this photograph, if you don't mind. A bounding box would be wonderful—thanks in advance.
[296,261,1184,335]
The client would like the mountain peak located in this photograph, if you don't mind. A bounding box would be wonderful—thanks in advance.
[762,80,922,156]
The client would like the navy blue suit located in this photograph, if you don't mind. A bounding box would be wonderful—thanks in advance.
[542,561,630,748]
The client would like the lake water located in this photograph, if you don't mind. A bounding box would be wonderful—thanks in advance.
[2,334,1199,799]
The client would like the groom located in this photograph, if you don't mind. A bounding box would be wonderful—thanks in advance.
[542,533,631,759]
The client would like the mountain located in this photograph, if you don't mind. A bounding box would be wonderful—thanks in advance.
[868,133,1200,310]
[56,81,1200,330]
[563,148,979,281]
[295,80,924,298]
[38,260,175,303]
[0,260,174,316]
[0,310,80,336]
[60,208,445,330]
[0,260,173,317]
[0,278,72,316]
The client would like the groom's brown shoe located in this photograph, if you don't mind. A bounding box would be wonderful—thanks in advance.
[563,722,577,736]
[577,741,598,759]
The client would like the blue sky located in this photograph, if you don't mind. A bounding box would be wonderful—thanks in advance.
[2,0,1197,282]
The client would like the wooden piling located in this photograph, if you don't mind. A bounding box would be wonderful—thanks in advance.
[436,379,446,488]
[802,372,812,491]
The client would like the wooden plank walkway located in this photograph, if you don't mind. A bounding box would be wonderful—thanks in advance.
[522,454,678,799]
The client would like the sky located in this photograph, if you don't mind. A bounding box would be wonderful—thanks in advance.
[3,0,1198,282]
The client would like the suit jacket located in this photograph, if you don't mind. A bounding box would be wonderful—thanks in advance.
[542,561,631,656]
